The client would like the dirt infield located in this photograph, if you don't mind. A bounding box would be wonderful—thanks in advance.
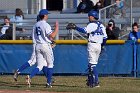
[0,90,47,93]
[0,89,74,93]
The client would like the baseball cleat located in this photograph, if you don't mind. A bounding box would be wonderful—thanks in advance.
[13,70,19,81]
[94,83,100,88]
[46,83,52,88]
[95,85,100,88]
[26,75,31,88]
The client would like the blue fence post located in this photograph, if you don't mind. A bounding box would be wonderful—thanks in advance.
[133,41,137,77]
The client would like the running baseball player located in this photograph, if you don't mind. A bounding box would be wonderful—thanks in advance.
[13,15,50,84]
[66,10,107,88]
[28,9,59,88]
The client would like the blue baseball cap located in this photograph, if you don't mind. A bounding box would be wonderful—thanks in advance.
[39,9,49,15]
[88,10,99,19]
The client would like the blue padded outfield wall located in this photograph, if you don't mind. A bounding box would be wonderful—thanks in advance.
[0,41,138,76]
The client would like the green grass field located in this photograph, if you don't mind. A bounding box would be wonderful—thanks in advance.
[0,75,140,93]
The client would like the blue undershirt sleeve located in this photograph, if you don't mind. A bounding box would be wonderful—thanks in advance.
[76,27,86,34]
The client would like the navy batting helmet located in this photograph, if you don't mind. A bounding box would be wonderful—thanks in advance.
[39,9,49,15]
[88,10,99,19]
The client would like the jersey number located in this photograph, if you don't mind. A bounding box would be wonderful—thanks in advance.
[91,27,103,36]
[36,27,41,36]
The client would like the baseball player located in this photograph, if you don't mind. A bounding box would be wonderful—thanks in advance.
[66,10,107,87]
[29,9,59,88]
[13,15,50,83]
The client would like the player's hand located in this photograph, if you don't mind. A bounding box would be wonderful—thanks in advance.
[50,21,59,40]
[54,21,59,31]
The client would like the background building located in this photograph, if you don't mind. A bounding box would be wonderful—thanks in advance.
[0,0,139,14]
[0,0,97,14]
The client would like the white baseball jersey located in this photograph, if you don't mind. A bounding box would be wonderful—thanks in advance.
[84,21,107,44]
[32,20,52,44]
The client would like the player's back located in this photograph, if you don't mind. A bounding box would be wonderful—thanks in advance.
[86,22,107,44]
[32,20,52,44]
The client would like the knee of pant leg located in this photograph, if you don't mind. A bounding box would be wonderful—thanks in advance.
[28,60,33,66]
[28,60,36,66]
[88,57,98,65]
[47,63,54,68]
[37,66,43,71]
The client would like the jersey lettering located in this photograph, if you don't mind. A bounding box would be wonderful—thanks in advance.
[91,26,103,36]
[35,27,41,36]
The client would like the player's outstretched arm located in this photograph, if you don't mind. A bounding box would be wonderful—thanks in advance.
[66,23,86,33]
[49,21,59,40]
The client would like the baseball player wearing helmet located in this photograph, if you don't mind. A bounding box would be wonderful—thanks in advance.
[13,16,50,84]
[30,9,59,88]
[67,10,107,87]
